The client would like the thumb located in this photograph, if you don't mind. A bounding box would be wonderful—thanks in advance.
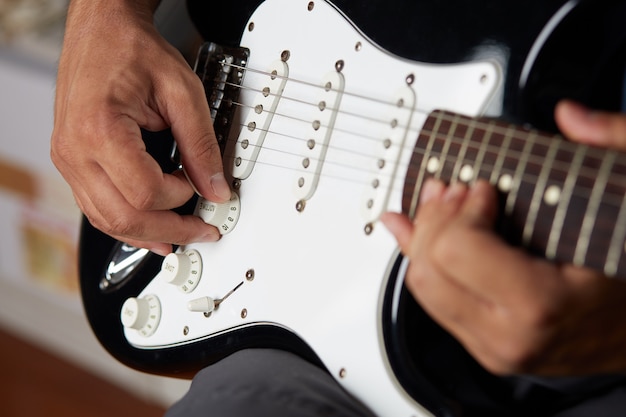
[555,100,626,150]
[166,74,231,203]
[380,212,415,254]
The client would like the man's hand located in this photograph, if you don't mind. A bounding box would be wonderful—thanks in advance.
[51,0,230,255]
[381,101,626,376]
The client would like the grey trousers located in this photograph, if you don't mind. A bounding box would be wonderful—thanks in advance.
[165,349,377,417]
[165,349,626,417]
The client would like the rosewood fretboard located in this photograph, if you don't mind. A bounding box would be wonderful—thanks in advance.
[402,110,626,280]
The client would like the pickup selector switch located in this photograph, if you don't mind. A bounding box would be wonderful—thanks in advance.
[187,296,217,314]
[120,294,161,337]
[161,249,203,293]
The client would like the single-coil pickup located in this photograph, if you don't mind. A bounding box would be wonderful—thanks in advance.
[232,60,289,179]
[294,71,345,202]
[362,86,416,223]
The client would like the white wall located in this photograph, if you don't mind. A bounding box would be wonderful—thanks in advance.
[0,11,191,409]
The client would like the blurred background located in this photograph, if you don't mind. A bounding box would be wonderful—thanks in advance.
[0,0,198,415]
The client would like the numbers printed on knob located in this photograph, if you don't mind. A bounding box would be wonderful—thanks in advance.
[197,192,241,235]
[161,249,203,293]
[120,294,161,337]
[180,250,202,293]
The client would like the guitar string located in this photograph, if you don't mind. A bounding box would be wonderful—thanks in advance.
[216,118,626,210]
[225,90,626,180]
[217,99,626,207]
[216,69,626,185]
[219,62,625,162]
[213,106,626,209]
[202,66,626,206]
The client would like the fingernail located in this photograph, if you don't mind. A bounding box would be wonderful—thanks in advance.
[420,178,444,204]
[564,100,596,121]
[199,232,221,243]
[150,246,171,257]
[210,173,231,201]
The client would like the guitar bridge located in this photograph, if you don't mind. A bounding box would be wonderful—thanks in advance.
[171,42,250,164]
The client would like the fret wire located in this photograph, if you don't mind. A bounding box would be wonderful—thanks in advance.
[219,76,624,188]
[504,132,536,217]
[471,119,494,182]
[221,104,626,209]
[488,126,514,184]
[546,145,587,259]
[222,131,626,211]
[434,114,460,181]
[450,118,477,182]
[522,139,560,245]
[574,151,617,267]
[431,145,623,207]
[219,65,609,173]
[408,112,444,217]
[605,192,626,277]
[222,73,606,164]
[410,126,626,187]
[417,112,623,164]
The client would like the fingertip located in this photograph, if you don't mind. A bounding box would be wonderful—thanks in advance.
[182,160,230,202]
[198,227,221,243]
[554,100,602,144]
[443,181,468,202]
[555,99,588,120]
[464,180,499,226]
[380,212,414,251]
[420,178,445,205]
[149,244,172,257]
[470,179,497,199]
[210,172,232,202]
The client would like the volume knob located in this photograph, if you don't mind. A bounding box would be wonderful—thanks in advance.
[160,250,202,293]
[120,294,161,337]
[197,192,241,235]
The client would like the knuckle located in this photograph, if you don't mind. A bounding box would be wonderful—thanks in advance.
[105,212,144,239]
[171,217,207,246]
[50,130,77,165]
[498,343,541,375]
[488,322,554,375]
[479,340,538,376]
[431,231,459,266]
[404,261,430,296]
[477,353,513,376]
[185,132,220,160]
[127,184,161,211]
[84,212,104,232]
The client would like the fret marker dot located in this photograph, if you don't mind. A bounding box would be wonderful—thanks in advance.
[543,185,561,206]
[459,165,474,183]
[497,174,513,192]
[426,157,440,174]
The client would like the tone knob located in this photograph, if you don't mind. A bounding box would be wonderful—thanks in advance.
[120,294,161,337]
[197,192,241,234]
[160,249,202,293]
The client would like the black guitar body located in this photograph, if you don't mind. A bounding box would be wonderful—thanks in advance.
[79,1,626,415]
[190,0,626,128]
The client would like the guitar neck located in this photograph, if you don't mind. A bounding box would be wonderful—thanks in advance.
[402,110,626,279]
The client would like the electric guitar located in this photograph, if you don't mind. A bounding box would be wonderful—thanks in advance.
[79,0,626,415]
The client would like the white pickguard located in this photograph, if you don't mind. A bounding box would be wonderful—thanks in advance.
[125,0,501,415]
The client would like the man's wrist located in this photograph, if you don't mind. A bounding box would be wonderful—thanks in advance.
[66,0,161,27]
